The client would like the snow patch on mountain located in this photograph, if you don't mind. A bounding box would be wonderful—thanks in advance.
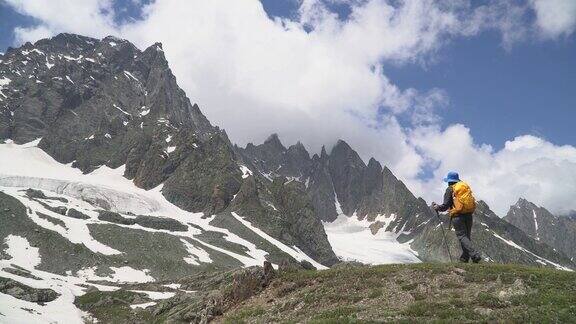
[532,209,540,240]
[239,165,253,179]
[4,235,41,268]
[2,187,122,255]
[323,212,420,265]
[130,301,157,309]
[76,266,154,283]
[491,231,571,271]
[0,77,10,86]
[0,235,115,323]
[181,239,212,265]
[129,290,175,300]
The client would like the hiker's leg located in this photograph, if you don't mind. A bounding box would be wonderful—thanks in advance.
[452,216,470,262]
[465,214,482,261]
[453,215,478,261]
[466,214,473,240]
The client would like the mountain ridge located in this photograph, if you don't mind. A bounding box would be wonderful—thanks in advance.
[505,198,576,262]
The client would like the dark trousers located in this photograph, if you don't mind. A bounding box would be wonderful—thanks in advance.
[452,213,480,261]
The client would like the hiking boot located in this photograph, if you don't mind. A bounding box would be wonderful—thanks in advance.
[471,255,482,263]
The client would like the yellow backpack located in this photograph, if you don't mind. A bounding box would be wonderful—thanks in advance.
[449,181,476,217]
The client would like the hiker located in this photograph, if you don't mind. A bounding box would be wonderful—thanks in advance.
[432,171,482,263]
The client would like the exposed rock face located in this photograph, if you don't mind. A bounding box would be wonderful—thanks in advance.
[0,276,59,304]
[505,198,576,261]
[97,210,187,231]
[162,133,242,215]
[66,208,91,220]
[143,262,276,323]
[229,174,339,266]
[306,147,338,222]
[241,134,311,179]
[328,140,366,216]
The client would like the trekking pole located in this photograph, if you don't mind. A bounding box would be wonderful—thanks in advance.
[435,210,453,263]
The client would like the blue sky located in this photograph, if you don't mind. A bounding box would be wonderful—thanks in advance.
[387,31,576,149]
[1,0,575,214]
[260,0,576,149]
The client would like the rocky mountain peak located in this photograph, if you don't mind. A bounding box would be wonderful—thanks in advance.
[320,145,329,160]
[366,157,382,172]
[330,139,365,168]
[142,41,167,62]
[331,139,353,154]
[286,141,309,158]
[513,197,537,209]
[263,133,286,151]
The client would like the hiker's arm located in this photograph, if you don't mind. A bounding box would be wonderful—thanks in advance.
[435,187,453,212]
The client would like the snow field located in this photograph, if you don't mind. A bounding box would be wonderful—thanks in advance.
[323,201,420,264]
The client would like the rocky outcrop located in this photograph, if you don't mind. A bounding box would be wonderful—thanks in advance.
[230,174,339,266]
[306,147,338,222]
[146,262,276,323]
[328,140,366,216]
[162,133,242,215]
[97,210,187,231]
[0,276,59,304]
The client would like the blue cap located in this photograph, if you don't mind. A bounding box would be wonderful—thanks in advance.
[443,171,460,183]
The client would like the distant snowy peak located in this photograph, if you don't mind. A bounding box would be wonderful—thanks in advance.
[505,198,576,262]
[237,135,432,232]
[507,198,546,238]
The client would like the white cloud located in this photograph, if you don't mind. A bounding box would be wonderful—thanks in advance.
[12,25,53,45]
[3,0,576,215]
[4,0,117,43]
[530,0,576,38]
[409,125,576,216]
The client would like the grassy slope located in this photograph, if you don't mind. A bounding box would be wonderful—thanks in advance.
[218,263,576,323]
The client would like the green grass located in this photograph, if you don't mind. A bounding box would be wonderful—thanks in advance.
[221,263,576,323]
[403,300,476,320]
[75,290,153,323]
[367,289,383,299]
[222,306,266,323]
[310,306,359,323]
[475,292,507,309]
